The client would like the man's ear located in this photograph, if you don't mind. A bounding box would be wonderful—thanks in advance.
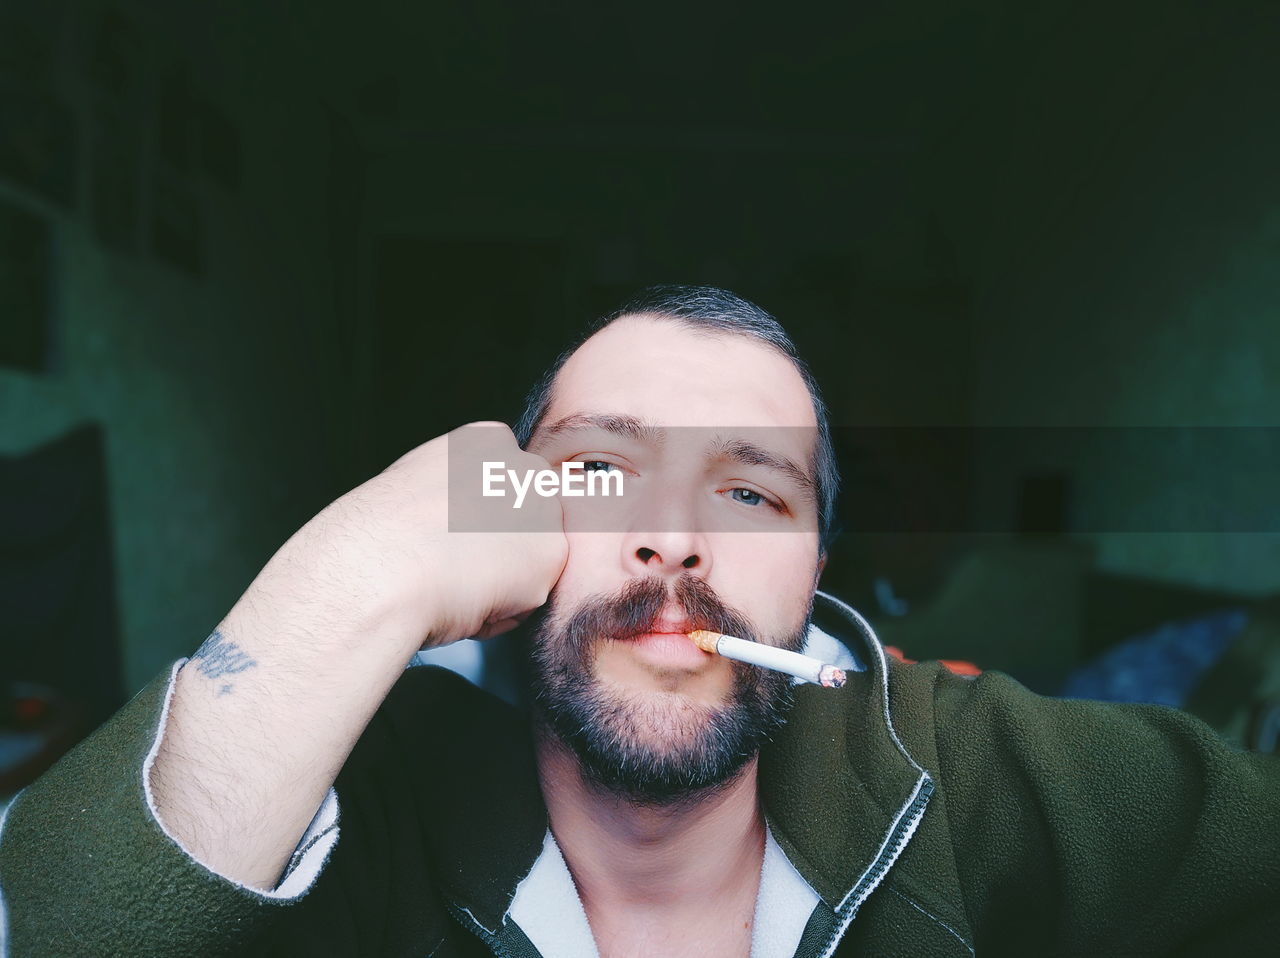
[815,551,827,585]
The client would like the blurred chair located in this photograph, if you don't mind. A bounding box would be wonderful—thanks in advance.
[871,539,1094,692]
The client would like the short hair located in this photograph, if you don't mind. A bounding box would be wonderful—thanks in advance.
[514,284,840,549]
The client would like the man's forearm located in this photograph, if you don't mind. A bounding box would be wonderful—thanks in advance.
[146,424,565,891]
[148,598,420,890]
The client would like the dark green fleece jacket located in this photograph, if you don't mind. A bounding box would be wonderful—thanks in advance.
[2,593,1278,956]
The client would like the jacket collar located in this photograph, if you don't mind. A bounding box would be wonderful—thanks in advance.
[759,592,933,915]
[421,591,933,941]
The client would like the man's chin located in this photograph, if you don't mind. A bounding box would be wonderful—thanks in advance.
[533,672,787,807]
[592,683,733,756]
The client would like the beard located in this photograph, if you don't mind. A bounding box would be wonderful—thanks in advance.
[529,574,807,807]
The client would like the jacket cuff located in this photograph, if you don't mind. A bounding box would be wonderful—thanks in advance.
[143,660,341,900]
[0,660,335,956]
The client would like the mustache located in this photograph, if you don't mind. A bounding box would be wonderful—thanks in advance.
[555,575,759,659]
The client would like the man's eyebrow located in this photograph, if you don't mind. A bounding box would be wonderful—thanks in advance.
[536,413,665,444]
[715,438,817,500]
[534,418,816,498]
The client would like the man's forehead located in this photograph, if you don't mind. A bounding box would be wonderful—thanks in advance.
[542,314,818,432]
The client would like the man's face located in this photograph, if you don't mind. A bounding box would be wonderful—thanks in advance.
[526,314,824,803]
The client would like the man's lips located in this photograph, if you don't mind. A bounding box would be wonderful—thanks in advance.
[602,603,724,669]
[614,629,714,670]
[615,606,707,640]
[615,624,699,640]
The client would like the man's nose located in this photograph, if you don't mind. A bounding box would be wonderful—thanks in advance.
[622,527,711,578]
[618,470,713,578]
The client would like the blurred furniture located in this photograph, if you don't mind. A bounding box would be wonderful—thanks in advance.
[0,424,124,793]
[871,539,1095,692]
[870,538,1259,694]
[1185,599,1280,754]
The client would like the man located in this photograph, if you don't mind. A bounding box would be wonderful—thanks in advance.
[1,286,1278,957]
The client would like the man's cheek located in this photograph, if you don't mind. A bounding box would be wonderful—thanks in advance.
[543,545,608,624]
[720,542,818,628]
[558,533,621,588]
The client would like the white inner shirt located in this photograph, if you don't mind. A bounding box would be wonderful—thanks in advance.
[509,825,821,958]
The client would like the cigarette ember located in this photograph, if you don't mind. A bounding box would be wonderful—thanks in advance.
[818,664,847,689]
[688,630,847,689]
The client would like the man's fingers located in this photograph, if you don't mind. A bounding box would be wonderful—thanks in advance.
[476,616,523,640]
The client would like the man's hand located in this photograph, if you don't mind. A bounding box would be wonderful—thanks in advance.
[149,423,566,889]
[242,421,567,655]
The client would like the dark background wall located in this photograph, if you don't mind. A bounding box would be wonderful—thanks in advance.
[2,0,1278,696]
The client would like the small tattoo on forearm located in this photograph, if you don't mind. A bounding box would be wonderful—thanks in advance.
[191,630,257,694]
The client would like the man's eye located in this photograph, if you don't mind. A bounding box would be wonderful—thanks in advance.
[730,487,765,506]
[582,460,621,473]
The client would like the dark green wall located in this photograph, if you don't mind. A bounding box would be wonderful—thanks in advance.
[3,0,1278,693]
[0,2,357,690]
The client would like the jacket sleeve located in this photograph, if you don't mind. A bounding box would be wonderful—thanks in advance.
[0,662,340,958]
[929,667,1280,956]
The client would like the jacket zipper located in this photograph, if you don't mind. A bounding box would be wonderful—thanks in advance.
[446,901,518,958]
[817,776,935,958]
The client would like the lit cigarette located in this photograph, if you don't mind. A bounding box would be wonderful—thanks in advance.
[688,630,847,688]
